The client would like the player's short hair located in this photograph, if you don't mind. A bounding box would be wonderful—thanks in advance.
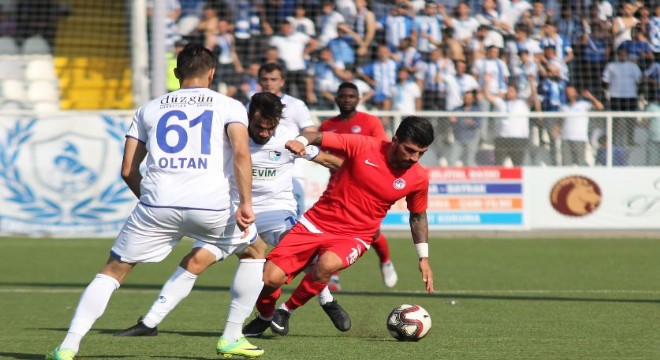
[258,62,286,79]
[249,92,285,126]
[176,44,217,79]
[337,82,358,93]
[395,116,434,148]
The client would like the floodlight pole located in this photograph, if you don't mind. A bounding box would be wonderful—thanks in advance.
[150,0,167,99]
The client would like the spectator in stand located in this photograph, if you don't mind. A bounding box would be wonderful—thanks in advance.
[235,62,262,104]
[484,77,536,166]
[474,0,510,36]
[596,135,628,166]
[473,45,510,101]
[441,27,466,62]
[392,37,422,73]
[559,87,605,166]
[500,0,533,34]
[392,68,422,115]
[191,4,219,48]
[357,44,398,111]
[454,60,479,98]
[448,90,482,166]
[650,4,660,58]
[352,0,377,66]
[612,2,641,50]
[557,4,584,45]
[469,25,504,62]
[512,50,540,109]
[317,0,345,47]
[539,44,569,81]
[621,25,654,69]
[260,46,285,68]
[540,20,574,66]
[645,91,660,166]
[335,0,357,25]
[602,47,642,146]
[417,47,456,111]
[441,2,480,47]
[538,61,567,166]
[233,0,272,65]
[506,23,543,70]
[306,47,349,110]
[176,0,206,36]
[148,0,182,50]
[380,2,415,52]
[578,20,611,100]
[327,23,362,69]
[590,0,614,22]
[208,18,243,96]
[287,3,315,37]
[269,19,317,99]
[530,0,549,40]
[412,1,444,59]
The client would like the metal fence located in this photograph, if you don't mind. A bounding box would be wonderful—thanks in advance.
[313,110,660,168]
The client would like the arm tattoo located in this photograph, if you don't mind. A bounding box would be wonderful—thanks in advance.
[306,132,324,146]
[409,212,429,244]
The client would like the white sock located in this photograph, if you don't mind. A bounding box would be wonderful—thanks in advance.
[279,303,292,313]
[317,286,334,305]
[142,266,197,328]
[61,274,120,353]
[222,259,265,342]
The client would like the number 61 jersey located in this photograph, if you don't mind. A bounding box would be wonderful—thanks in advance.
[126,88,249,211]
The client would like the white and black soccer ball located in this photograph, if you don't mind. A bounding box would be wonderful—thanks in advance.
[386,304,432,341]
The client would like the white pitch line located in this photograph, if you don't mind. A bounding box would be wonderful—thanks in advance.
[0,288,659,295]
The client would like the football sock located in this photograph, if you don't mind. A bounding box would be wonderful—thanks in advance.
[317,286,334,305]
[142,266,197,328]
[285,272,327,311]
[222,259,265,343]
[371,233,391,264]
[256,285,282,319]
[61,274,120,353]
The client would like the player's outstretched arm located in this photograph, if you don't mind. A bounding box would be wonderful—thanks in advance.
[285,132,323,156]
[312,150,343,171]
[121,137,147,198]
[227,122,255,230]
[410,211,434,294]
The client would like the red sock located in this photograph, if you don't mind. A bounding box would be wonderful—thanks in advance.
[256,287,281,319]
[285,272,327,311]
[371,233,391,264]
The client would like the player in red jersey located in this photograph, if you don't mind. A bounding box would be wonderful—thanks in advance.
[318,82,398,291]
[244,115,435,337]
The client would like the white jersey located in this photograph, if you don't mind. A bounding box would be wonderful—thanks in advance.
[280,94,316,132]
[232,126,299,213]
[127,87,248,210]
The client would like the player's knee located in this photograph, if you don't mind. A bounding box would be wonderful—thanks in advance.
[179,249,215,275]
[262,261,287,288]
[237,238,267,260]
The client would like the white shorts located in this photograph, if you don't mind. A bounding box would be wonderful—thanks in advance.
[111,203,257,263]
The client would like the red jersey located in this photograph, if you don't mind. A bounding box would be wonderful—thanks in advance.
[303,132,429,240]
[319,112,388,147]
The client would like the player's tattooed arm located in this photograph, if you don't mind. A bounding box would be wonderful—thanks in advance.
[301,131,323,146]
[410,211,434,293]
[409,212,429,245]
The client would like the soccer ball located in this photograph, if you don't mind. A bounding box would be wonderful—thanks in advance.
[386,304,432,341]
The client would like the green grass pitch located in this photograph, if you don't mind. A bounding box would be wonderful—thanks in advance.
[0,236,658,359]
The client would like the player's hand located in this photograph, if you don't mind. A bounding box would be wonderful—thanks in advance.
[285,140,307,156]
[418,258,434,294]
[235,203,255,231]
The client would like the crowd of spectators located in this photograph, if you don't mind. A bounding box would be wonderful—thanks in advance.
[159,0,660,166]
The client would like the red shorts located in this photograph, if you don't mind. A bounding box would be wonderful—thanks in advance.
[266,222,370,283]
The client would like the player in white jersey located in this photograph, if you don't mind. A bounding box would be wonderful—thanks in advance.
[256,62,317,216]
[46,44,263,360]
[113,92,348,340]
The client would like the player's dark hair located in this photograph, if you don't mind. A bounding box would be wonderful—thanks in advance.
[259,62,286,79]
[337,82,358,93]
[176,44,217,79]
[395,116,434,148]
[249,92,285,127]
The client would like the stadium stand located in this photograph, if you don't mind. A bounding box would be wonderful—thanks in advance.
[1,0,659,166]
